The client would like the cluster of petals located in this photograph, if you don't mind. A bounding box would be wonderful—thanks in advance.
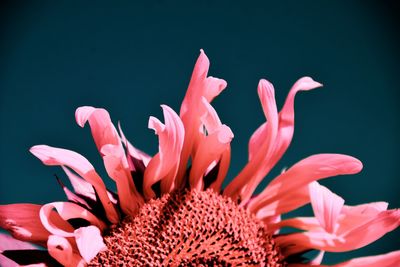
[0,50,399,266]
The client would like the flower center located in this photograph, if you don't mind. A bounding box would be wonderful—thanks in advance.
[89,189,286,266]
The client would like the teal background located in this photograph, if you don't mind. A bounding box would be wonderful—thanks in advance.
[0,1,399,264]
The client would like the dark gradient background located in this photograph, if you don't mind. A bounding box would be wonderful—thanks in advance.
[0,1,399,264]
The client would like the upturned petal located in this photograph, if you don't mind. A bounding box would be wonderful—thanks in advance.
[190,98,233,190]
[224,79,278,203]
[143,105,185,198]
[76,106,142,216]
[176,50,227,189]
[271,77,323,168]
[30,145,119,223]
[190,124,233,190]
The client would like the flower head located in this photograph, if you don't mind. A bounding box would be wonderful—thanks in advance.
[1,50,399,267]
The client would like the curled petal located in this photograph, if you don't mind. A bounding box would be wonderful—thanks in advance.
[271,77,323,167]
[75,107,118,150]
[224,79,278,203]
[199,97,222,133]
[143,105,185,198]
[248,154,362,214]
[203,76,227,103]
[180,50,227,118]
[190,124,233,190]
[226,77,322,204]
[176,49,227,189]
[39,202,106,237]
[47,235,84,267]
[101,144,143,215]
[0,204,71,246]
[74,226,106,263]
[76,106,142,216]
[30,145,119,223]
[188,99,233,190]
[309,182,345,233]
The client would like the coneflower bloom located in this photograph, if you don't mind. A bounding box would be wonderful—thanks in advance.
[1,50,399,267]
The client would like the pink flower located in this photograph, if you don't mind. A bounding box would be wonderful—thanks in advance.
[1,50,399,266]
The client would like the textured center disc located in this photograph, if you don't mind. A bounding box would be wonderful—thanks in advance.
[89,189,285,267]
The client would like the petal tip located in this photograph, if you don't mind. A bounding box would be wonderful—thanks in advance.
[29,145,48,160]
[75,106,96,128]
[298,76,323,91]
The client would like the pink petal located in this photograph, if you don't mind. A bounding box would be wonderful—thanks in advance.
[227,77,322,205]
[30,145,119,223]
[188,99,233,190]
[62,166,118,206]
[47,235,84,267]
[199,97,222,133]
[101,144,143,215]
[74,226,106,263]
[75,107,118,150]
[335,202,390,235]
[143,105,185,198]
[270,77,323,168]
[76,106,142,216]
[0,233,36,252]
[75,106,96,128]
[336,209,400,251]
[189,124,233,190]
[333,250,400,267]
[224,79,279,203]
[176,49,227,189]
[39,202,106,238]
[0,204,67,246]
[248,122,267,161]
[247,154,362,215]
[309,182,345,233]
[61,186,91,210]
[254,185,309,219]
[62,166,96,201]
[0,254,17,267]
[208,147,231,193]
[276,209,400,255]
